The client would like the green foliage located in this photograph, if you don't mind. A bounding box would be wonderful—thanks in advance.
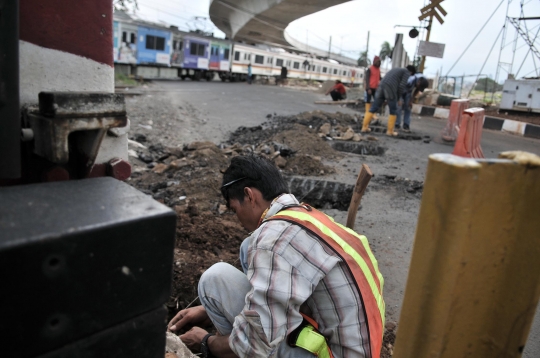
[474,77,503,92]
[115,72,138,86]
[379,41,393,62]
[357,50,371,67]
[114,0,138,11]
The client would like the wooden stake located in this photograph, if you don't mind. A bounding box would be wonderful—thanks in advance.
[346,163,373,229]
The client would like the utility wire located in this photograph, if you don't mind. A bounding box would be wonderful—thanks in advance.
[445,0,505,76]
[467,27,504,98]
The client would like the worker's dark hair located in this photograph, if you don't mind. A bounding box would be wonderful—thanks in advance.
[221,154,289,206]
[417,77,429,91]
[406,65,417,75]
[335,79,341,83]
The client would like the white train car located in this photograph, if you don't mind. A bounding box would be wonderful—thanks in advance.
[231,43,364,85]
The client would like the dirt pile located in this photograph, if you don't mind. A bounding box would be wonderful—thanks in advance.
[127,110,400,357]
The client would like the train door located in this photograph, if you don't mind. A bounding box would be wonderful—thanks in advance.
[209,44,220,70]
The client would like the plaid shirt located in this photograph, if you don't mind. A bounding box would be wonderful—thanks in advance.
[230,194,371,357]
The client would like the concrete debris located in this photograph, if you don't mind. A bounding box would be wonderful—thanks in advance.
[184,141,216,151]
[341,128,355,141]
[128,139,147,149]
[352,134,363,142]
[319,122,331,135]
[165,332,197,358]
[152,163,169,174]
[218,204,228,214]
[274,155,287,168]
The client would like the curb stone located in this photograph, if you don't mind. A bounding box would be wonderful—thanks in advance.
[412,104,540,139]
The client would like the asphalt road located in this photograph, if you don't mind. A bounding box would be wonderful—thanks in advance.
[138,79,540,357]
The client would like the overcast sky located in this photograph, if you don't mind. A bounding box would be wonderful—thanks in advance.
[130,0,540,81]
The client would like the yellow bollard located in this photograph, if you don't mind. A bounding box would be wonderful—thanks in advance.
[393,152,540,358]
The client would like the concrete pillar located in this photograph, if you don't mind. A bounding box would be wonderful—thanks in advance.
[394,152,540,358]
[391,34,403,69]
[19,0,114,105]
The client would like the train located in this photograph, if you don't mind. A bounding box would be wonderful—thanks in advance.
[113,11,364,85]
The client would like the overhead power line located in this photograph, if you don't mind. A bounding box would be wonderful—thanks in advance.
[445,0,505,76]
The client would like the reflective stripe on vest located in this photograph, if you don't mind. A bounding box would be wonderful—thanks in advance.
[266,206,385,358]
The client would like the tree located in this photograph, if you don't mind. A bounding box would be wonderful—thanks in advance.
[114,0,138,11]
[357,50,371,67]
[474,77,503,92]
[379,41,393,62]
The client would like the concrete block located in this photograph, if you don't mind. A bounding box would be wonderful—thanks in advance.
[434,108,450,119]
[412,104,422,114]
[502,119,527,135]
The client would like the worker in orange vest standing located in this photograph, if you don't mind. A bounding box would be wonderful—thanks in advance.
[364,56,382,118]
[169,155,385,358]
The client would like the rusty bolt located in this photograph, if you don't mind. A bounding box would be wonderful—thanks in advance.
[107,158,131,181]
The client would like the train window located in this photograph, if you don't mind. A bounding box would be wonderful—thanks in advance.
[267,57,273,64]
[317,66,321,72]
[190,43,205,56]
[224,48,230,59]
[146,35,155,49]
[173,40,177,50]
[276,59,283,67]
[286,60,291,67]
[235,51,240,61]
[130,33,136,44]
[333,69,337,74]
[293,62,300,69]
[322,67,327,73]
[179,41,183,50]
[343,70,346,76]
[146,35,165,51]
[198,44,205,56]
[244,53,251,61]
[255,55,264,64]
[122,31,127,43]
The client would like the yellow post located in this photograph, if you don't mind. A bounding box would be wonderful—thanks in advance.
[393,152,540,358]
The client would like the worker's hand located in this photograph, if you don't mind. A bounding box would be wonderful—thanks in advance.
[367,89,372,95]
[168,305,212,333]
[179,327,209,352]
[398,100,403,107]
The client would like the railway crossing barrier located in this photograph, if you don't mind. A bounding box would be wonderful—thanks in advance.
[441,99,469,142]
[451,108,485,158]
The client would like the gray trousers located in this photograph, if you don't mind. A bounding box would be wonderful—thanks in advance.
[198,262,313,357]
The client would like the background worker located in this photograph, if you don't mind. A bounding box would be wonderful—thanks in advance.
[364,56,382,118]
[325,79,347,101]
[361,66,415,136]
[247,63,253,85]
[168,155,385,358]
[396,66,429,132]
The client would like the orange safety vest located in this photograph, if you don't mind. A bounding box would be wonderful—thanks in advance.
[266,205,385,358]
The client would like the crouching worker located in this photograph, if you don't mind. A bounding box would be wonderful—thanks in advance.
[168,155,385,358]
[325,80,347,101]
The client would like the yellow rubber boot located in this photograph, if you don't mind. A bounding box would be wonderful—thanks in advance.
[386,114,398,136]
[365,103,371,114]
[361,111,374,133]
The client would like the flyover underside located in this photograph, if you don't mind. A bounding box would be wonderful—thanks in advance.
[209,0,349,48]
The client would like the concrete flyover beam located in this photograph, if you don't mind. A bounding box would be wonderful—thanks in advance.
[209,0,350,48]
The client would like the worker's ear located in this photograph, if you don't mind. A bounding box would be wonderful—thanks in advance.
[244,187,255,205]
[244,187,261,207]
